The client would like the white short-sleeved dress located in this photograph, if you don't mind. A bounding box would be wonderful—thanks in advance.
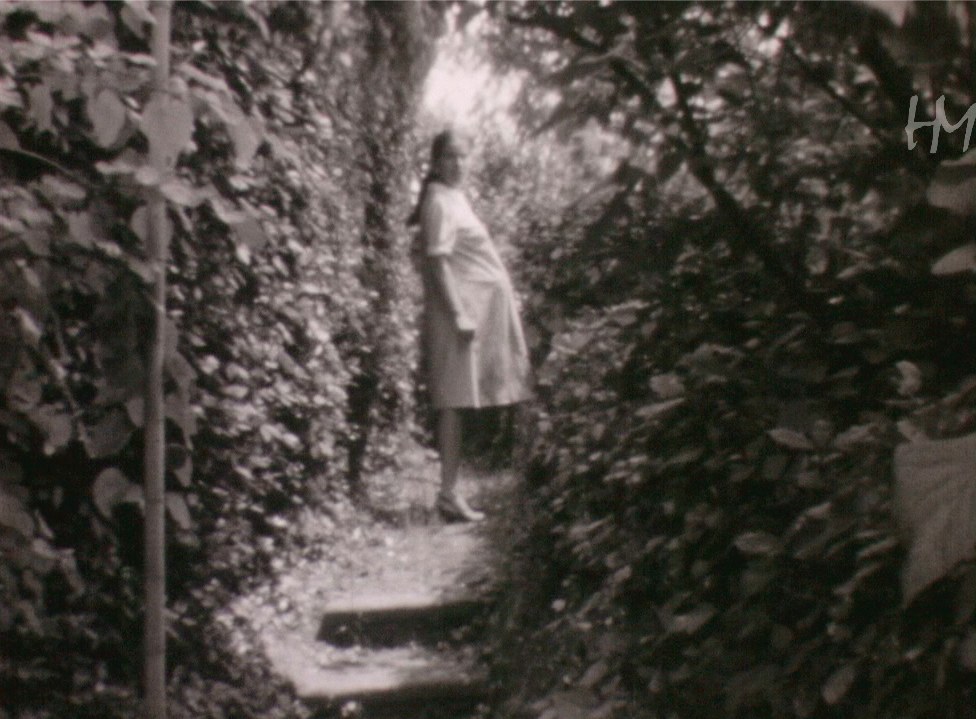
[419,181,531,409]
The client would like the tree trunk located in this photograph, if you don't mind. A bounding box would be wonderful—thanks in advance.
[144,3,173,717]
[346,1,438,492]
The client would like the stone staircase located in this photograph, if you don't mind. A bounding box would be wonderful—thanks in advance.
[260,521,498,718]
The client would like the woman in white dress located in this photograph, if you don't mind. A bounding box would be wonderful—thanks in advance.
[408,131,531,521]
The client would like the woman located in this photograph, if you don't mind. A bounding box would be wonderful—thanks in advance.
[408,130,531,522]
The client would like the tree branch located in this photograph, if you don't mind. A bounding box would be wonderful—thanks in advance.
[0,147,95,188]
[781,39,885,140]
[507,8,606,54]
[780,37,931,175]
[666,70,831,323]
[510,3,832,323]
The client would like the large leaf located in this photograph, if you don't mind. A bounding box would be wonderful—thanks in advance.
[665,604,717,635]
[166,391,197,440]
[89,89,126,148]
[833,423,879,451]
[927,150,976,216]
[27,404,73,455]
[635,397,685,422]
[6,362,42,412]
[734,531,783,557]
[821,662,858,705]
[27,83,53,133]
[41,174,86,202]
[125,396,144,427]
[142,94,194,168]
[227,115,262,169]
[95,148,142,176]
[120,0,155,38]
[130,204,172,250]
[167,444,192,487]
[75,2,114,39]
[231,215,268,259]
[165,492,192,530]
[92,467,143,517]
[931,243,976,275]
[178,63,231,95]
[649,373,685,399]
[30,2,73,25]
[134,164,164,187]
[65,211,97,248]
[0,119,20,149]
[83,409,135,459]
[160,178,208,207]
[95,353,145,406]
[768,427,815,451]
[0,490,34,537]
[209,195,249,226]
[165,347,197,395]
[894,432,976,603]
[13,307,42,348]
[0,76,23,111]
[895,360,922,396]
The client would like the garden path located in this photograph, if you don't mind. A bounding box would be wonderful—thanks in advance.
[226,459,514,719]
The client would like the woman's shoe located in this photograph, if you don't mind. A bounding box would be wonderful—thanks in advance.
[436,492,485,522]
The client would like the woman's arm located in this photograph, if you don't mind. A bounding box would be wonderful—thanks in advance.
[429,257,475,340]
[420,191,474,340]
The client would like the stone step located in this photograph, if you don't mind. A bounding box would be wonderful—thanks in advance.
[252,519,502,717]
[318,590,491,647]
[265,642,489,717]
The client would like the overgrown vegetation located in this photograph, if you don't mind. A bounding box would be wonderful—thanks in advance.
[4,2,976,718]
[0,2,440,716]
[488,2,976,717]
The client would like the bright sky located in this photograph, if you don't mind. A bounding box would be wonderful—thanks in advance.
[422,61,496,128]
[420,14,522,139]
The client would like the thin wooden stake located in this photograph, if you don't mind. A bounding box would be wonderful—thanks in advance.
[144,3,172,718]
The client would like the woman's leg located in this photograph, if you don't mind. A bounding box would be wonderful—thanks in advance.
[437,407,462,499]
[436,408,484,521]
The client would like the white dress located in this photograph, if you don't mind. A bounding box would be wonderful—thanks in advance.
[419,182,531,409]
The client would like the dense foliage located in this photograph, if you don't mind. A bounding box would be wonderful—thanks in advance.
[0,2,440,716]
[489,2,976,718]
[5,2,976,718]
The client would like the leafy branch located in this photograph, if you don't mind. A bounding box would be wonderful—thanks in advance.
[0,145,95,188]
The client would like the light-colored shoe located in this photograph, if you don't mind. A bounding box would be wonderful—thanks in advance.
[436,492,485,522]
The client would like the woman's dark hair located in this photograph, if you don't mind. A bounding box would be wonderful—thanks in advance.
[407,130,457,227]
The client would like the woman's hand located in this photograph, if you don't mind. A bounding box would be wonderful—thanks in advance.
[454,311,476,342]
[427,256,475,341]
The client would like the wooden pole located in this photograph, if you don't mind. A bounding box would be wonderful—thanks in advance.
[144,3,172,718]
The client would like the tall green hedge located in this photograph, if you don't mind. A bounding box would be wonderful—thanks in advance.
[492,3,976,718]
[0,2,441,716]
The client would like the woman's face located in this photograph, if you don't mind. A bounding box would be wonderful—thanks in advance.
[433,143,463,186]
